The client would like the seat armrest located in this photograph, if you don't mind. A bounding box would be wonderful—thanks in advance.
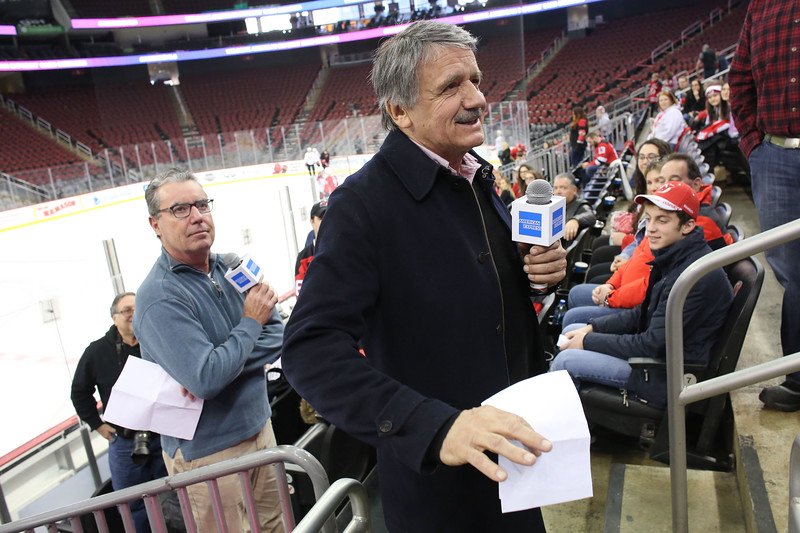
[627,358,707,373]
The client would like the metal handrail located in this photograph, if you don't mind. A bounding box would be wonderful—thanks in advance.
[791,435,800,533]
[293,478,370,533]
[665,217,800,532]
[0,445,333,533]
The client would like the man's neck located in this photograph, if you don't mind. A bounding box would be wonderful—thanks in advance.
[120,331,138,347]
[167,249,210,273]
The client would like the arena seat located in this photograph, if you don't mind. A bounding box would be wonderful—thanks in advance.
[578,256,764,470]
[0,108,82,174]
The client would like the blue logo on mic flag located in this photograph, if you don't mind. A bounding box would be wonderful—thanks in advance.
[552,207,563,234]
[519,212,543,237]
[246,258,260,277]
[232,272,250,288]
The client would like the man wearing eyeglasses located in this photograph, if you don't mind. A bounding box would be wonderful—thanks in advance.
[71,292,168,532]
[134,168,285,532]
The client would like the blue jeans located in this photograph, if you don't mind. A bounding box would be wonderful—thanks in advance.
[108,433,168,533]
[565,283,624,326]
[550,323,632,389]
[568,283,599,308]
[564,305,625,328]
[750,142,800,385]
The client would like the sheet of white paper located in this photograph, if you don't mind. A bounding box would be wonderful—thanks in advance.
[482,370,592,512]
[104,357,203,440]
[557,334,570,349]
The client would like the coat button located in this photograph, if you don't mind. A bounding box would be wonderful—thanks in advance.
[451,179,465,191]
[379,420,393,433]
[477,251,490,263]
[496,324,502,335]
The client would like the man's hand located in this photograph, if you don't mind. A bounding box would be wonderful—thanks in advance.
[242,282,278,325]
[522,241,567,288]
[591,284,614,306]
[96,423,116,442]
[439,405,552,482]
[610,255,628,272]
[563,219,580,241]
[563,324,593,350]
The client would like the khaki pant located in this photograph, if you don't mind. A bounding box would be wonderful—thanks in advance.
[163,421,285,533]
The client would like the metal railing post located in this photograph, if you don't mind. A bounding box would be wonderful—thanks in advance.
[79,425,102,490]
[790,435,800,533]
[666,218,800,532]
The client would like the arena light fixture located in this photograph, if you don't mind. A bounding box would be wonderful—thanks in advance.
[0,0,602,72]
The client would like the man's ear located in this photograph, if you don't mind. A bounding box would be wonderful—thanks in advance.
[149,216,161,239]
[681,218,696,235]
[386,101,412,130]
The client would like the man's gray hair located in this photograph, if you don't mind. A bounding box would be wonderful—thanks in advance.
[145,168,198,217]
[110,291,136,317]
[370,21,478,131]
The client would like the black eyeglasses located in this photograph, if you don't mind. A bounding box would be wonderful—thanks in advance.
[158,199,214,219]
[638,154,661,162]
[114,306,134,317]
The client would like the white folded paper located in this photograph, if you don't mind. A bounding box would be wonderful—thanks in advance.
[103,357,203,440]
[482,370,592,512]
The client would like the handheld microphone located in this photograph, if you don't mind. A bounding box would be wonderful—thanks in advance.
[223,254,263,293]
[510,180,566,290]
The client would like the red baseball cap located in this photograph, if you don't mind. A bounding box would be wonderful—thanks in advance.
[634,181,699,219]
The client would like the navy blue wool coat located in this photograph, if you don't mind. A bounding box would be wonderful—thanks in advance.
[283,130,548,532]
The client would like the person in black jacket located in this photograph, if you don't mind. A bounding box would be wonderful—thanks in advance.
[553,174,596,242]
[550,182,733,408]
[282,21,567,533]
[70,292,167,533]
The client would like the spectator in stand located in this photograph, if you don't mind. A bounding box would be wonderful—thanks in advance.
[649,90,687,147]
[295,201,327,282]
[730,0,800,411]
[661,153,731,243]
[697,44,718,80]
[682,77,706,124]
[551,181,733,409]
[596,105,612,138]
[584,159,668,287]
[660,69,677,92]
[719,82,739,137]
[510,143,527,163]
[569,105,589,166]
[553,174,596,243]
[71,292,168,533]
[592,138,671,252]
[580,131,618,187]
[677,75,690,93]
[493,169,515,206]
[513,164,542,198]
[646,72,662,116]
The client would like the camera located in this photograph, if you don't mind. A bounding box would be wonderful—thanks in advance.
[131,431,153,465]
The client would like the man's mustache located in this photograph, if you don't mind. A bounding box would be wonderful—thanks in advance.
[455,109,484,124]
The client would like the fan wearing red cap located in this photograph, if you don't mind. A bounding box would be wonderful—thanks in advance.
[550,179,733,409]
[634,181,698,251]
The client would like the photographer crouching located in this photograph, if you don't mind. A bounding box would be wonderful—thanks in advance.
[70,292,168,533]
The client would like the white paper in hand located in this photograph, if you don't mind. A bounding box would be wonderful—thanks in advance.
[482,370,592,512]
[103,357,203,440]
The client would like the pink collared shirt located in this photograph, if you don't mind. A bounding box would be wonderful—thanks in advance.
[410,139,482,183]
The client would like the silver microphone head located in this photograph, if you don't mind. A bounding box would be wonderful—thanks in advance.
[525,179,553,205]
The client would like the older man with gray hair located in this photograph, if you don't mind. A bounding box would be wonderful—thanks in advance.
[283,21,565,532]
[134,168,285,532]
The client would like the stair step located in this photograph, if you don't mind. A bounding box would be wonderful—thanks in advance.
[604,464,744,532]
